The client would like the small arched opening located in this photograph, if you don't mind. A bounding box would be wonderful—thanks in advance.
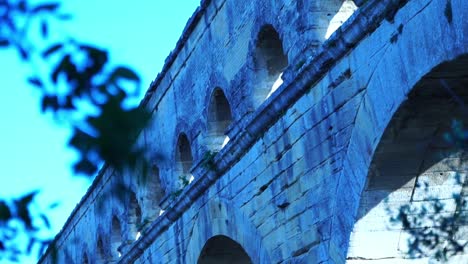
[82,253,89,264]
[128,191,143,241]
[175,133,194,187]
[111,216,122,259]
[206,88,233,151]
[96,236,108,263]
[253,25,288,107]
[197,235,252,264]
[141,164,165,221]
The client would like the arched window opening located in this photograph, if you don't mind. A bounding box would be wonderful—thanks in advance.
[82,253,89,264]
[253,25,288,107]
[176,133,194,186]
[207,88,233,151]
[198,235,252,264]
[127,191,142,241]
[96,236,108,263]
[141,164,165,221]
[111,217,122,259]
[347,56,468,261]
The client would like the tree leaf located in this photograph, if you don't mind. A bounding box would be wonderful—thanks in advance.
[32,2,60,13]
[18,45,29,60]
[40,214,51,229]
[110,66,140,83]
[56,13,72,20]
[0,38,10,47]
[0,201,12,221]
[42,43,63,58]
[26,237,36,254]
[18,190,39,206]
[27,77,44,88]
[18,0,27,12]
[48,202,60,209]
[51,54,71,83]
[41,95,59,112]
[41,20,48,38]
[73,158,97,175]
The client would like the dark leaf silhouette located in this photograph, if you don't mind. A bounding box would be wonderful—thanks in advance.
[41,20,48,38]
[31,2,60,13]
[40,214,51,229]
[0,201,12,222]
[18,46,28,60]
[26,238,35,254]
[42,43,63,58]
[0,39,10,47]
[41,95,59,112]
[0,0,150,262]
[48,202,59,210]
[110,66,140,83]
[27,77,43,88]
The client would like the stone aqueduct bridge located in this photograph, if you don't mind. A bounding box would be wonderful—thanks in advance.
[40,0,468,263]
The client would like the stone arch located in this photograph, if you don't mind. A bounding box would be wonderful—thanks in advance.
[198,235,253,264]
[111,216,122,259]
[185,199,271,264]
[327,4,468,261]
[206,87,233,151]
[345,55,468,261]
[252,24,288,107]
[175,133,194,186]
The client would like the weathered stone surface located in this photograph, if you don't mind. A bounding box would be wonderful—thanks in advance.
[39,0,468,263]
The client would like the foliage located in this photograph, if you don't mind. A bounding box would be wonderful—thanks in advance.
[0,191,56,262]
[201,150,218,171]
[0,0,151,261]
[171,174,191,199]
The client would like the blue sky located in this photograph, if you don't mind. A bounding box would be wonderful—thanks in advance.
[0,0,200,262]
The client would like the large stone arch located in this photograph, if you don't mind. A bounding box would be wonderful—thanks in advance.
[198,235,253,264]
[185,199,271,264]
[334,1,468,261]
[347,55,468,262]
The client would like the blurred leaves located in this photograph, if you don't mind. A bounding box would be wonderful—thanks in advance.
[2,0,150,176]
[38,39,149,175]
[0,192,56,262]
[30,2,60,13]
[444,120,468,151]
[1,0,151,262]
[0,202,12,222]
[41,42,62,58]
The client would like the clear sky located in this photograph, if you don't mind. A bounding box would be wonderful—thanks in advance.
[0,0,200,263]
